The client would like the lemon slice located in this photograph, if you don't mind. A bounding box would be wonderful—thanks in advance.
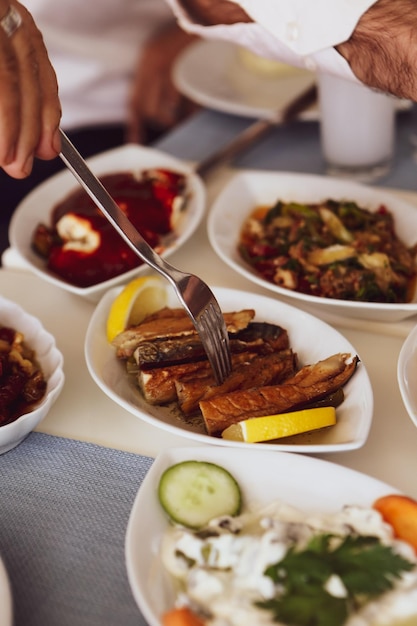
[221,407,336,443]
[106,276,167,342]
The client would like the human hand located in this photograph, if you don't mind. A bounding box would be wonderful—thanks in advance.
[0,0,61,179]
[126,22,200,144]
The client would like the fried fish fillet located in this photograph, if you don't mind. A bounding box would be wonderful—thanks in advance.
[137,360,211,405]
[113,308,255,359]
[200,353,359,436]
[137,342,293,405]
[137,351,254,405]
[135,322,292,404]
[176,349,298,415]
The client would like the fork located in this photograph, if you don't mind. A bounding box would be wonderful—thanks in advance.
[58,129,232,384]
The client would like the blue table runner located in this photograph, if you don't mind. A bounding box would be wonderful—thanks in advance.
[0,432,154,626]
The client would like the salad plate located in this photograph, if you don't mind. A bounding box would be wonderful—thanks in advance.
[398,323,417,429]
[8,144,206,302]
[125,445,399,626]
[208,170,417,323]
[85,284,373,453]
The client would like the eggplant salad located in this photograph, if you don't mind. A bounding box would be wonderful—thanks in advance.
[238,199,417,303]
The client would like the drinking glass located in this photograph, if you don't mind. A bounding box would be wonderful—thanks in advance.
[318,73,396,183]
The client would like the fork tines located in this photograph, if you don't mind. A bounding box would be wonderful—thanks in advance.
[198,303,232,385]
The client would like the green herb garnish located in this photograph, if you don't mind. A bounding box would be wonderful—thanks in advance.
[256,533,414,626]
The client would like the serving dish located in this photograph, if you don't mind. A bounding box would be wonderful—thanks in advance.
[208,170,417,323]
[0,296,64,455]
[0,555,12,626]
[8,144,206,302]
[398,323,417,428]
[85,284,373,453]
[125,445,399,626]
[173,40,410,122]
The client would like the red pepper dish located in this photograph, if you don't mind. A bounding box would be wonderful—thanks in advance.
[31,168,187,288]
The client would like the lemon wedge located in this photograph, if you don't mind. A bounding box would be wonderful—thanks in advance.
[106,276,167,342]
[221,407,336,443]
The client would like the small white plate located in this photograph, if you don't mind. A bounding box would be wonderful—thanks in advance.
[9,144,206,302]
[85,284,373,453]
[173,40,315,121]
[0,555,12,626]
[398,323,417,428]
[208,170,417,323]
[173,40,410,121]
[125,446,399,626]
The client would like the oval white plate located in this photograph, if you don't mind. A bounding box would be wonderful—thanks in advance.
[173,40,410,122]
[9,144,206,302]
[208,170,417,323]
[398,323,417,428]
[0,555,12,626]
[125,446,399,626]
[85,284,373,453]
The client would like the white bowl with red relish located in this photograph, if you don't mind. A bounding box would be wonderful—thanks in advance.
[0,296,64,454]
[8,144,206,301]
[208,171,417,323]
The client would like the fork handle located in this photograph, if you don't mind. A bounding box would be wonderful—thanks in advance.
[59,129,179,285]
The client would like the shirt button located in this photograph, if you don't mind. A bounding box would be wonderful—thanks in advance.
[305,57,317,71]
[286,21,299,41]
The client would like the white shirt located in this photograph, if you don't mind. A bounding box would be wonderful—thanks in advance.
[24,0,174,129]
[165,0,378,81]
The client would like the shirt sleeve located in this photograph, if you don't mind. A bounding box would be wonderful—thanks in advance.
[165,0,378,80]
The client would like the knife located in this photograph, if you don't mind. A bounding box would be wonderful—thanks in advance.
[195,82,317,178]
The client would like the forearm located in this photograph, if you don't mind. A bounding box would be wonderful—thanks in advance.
[336,0,417,99]
[177,0,251,26]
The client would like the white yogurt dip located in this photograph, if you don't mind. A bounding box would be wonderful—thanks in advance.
[161,501,417,626]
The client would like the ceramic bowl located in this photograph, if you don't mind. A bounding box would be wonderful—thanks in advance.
[208,170,417,323]
[0,296,64,454]
[8,144,206,302]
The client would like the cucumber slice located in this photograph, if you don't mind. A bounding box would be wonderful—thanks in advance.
[158,460,242,528]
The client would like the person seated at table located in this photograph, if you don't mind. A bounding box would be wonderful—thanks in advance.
[0,0,198,255]
[166,0,417,102]
[1,0,417,183]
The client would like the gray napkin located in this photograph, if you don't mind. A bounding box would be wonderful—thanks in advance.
[0,432,154,626]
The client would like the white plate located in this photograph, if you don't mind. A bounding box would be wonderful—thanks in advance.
[173,40,410,121]
[125,446,399,626]
[0,555,12,626]
[9,144,206,302]
[208,170,417,323]
[173,40,316,121]
[398,323,417,428]
[85,284,373,453]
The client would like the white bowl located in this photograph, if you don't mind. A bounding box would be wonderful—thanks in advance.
[9,144,206,302]
[208,170,417,323]
[125,446,400,626]
[0,296,64,454]
[398,323,417,428]
[85,284,373,454]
